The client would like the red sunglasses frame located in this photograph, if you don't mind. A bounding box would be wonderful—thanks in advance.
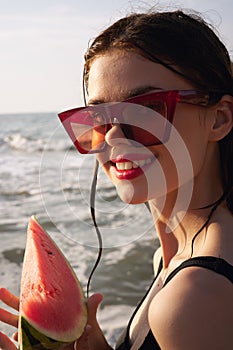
[58,89,213,154]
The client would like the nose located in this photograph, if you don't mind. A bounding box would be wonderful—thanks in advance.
[105,118,132,148]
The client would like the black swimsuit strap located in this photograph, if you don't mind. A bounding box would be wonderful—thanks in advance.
[118,258,163,349]
[116,256,233,350]
[164,256,233,286]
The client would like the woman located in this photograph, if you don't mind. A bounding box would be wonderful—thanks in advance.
[1,9,233,350]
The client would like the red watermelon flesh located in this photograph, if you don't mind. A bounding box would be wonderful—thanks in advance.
[19,216,87,348]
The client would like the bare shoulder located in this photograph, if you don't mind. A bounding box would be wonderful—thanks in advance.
[148,266,233,350]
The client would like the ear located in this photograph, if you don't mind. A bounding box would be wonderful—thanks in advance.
[208,95,233,142]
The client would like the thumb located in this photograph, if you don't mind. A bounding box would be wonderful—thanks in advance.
[86,293,103,325]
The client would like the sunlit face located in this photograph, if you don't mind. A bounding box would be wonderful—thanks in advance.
[87,51,211,204]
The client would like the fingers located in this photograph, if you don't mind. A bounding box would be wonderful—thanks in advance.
[0,308,18,328]
[74,325,92,350]
[0,289,19,311]
[73,294,102,349]
[0,332,17,350]
[0,289,19,350]
[74,295,111,350]
[86,293,103,324]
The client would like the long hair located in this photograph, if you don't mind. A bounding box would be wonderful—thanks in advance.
[84,10,233,213]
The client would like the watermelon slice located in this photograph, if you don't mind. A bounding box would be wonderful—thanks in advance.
[19,216,87,350]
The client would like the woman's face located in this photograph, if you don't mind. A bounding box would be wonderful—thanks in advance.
[87,51,211,204]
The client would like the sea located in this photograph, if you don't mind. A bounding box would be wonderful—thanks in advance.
[0,113,159,346]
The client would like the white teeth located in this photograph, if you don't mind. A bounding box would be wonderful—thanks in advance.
[116,162,126,170]
[115,158,152,171]
[125,162,132,170]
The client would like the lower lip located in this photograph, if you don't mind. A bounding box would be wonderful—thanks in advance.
[112,162,152,180]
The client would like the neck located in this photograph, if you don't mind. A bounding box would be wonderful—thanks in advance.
[149,143,223,267]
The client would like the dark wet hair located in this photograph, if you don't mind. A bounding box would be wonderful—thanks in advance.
[84,10,233,214]
[84,10,233,292]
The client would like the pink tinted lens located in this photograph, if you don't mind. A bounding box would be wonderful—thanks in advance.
[59,108,107,153]
[58,91,177,153]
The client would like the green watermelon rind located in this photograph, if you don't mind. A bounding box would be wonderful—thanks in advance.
[20,316,70,350]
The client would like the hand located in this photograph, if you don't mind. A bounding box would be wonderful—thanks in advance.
[0,288,19,350]
[74,293,112,350]
[0,289,112,350]
[0,287,75,350]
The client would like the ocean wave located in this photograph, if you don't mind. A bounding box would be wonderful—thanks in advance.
[3,133,73,152]
[0,187,42,197]
[0,189,31,197]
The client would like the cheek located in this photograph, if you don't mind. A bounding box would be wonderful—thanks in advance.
[172,109,208,177]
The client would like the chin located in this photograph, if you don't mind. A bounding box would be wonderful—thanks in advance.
[104,161,169,204]
[115,180,149,204]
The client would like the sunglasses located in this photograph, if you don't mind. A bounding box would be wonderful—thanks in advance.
[58,90,217,154]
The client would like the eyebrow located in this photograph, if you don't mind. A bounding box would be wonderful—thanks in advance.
[88,86,162,105]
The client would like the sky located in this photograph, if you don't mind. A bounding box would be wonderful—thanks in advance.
[1,0,233,114]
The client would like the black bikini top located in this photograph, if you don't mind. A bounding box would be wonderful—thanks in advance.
[115,256,233,350]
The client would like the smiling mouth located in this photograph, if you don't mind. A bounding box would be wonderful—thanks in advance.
[113,158,153,170]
